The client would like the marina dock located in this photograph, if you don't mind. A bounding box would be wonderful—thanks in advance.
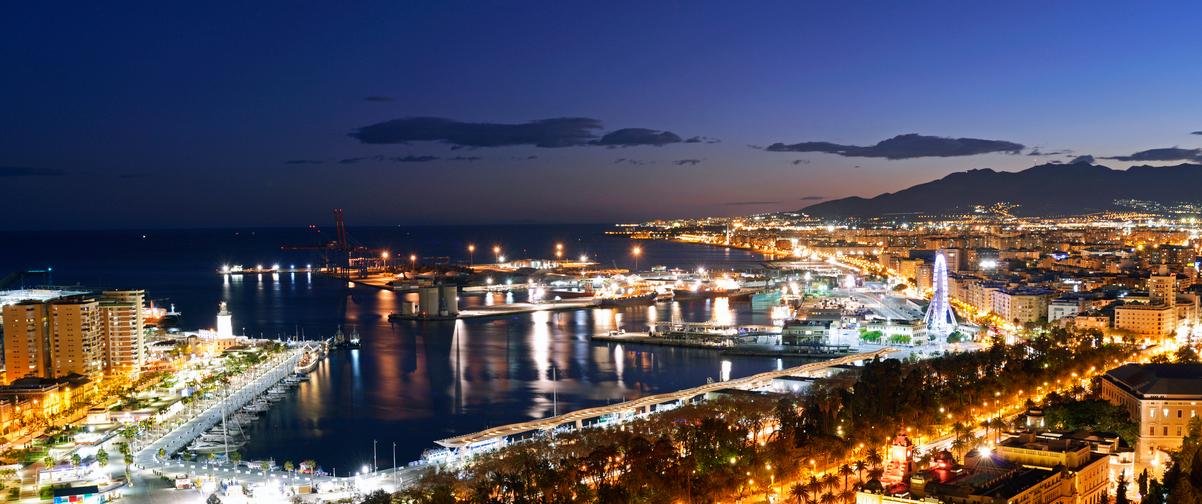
[390,298,598,321]
[591,331,854,357]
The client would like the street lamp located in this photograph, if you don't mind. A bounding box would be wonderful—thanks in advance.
[467,244,475,266]
[555,242,563,260]
[410,254,417,271]
[381,251,389,270]
[493,245,501,263]
[632,245,642,272]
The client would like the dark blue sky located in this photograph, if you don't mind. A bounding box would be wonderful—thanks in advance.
[4,1,1202,229]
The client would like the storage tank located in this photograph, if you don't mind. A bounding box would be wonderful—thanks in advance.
[440,285,459,316]
[419,287,440,316]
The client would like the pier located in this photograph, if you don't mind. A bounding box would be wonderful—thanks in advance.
[136,344,312,462]
[429,348,894,460]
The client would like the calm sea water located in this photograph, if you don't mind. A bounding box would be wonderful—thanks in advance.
[0,225,797,471]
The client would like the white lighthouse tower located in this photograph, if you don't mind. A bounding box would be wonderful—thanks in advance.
[922,253,957,339]
[216,301,234,338]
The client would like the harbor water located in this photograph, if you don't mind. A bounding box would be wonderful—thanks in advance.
[0,225,800,472]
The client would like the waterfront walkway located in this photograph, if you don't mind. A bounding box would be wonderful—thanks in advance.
[134,349,301,469]
[434,348,895,452]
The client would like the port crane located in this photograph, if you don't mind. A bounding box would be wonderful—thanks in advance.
[279,208,386,277]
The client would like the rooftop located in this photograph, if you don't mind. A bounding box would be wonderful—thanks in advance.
[1104,363,1202,397]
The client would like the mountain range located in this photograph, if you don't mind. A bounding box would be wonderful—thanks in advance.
[802,162,1202,218]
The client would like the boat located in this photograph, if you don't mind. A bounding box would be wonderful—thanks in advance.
[594,291,657,307]
[189,438,246,454]
[332,326,362,349]
[548,289,593,299]
[294,348,320,374]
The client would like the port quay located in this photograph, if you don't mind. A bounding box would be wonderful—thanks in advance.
[134,345,894,498]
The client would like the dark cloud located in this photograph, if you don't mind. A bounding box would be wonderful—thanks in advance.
[764,133,1025,159]
[792,159,811,165]
[684,136,720,144]
[364,96,394,102]
[1068,155,1095,164]
[393,155,439,163]
[592,128,682,147]
[1027,148,1072,156]
[350,116,603,148]
[391,155,439,162]
[799,196,825,201]
[613,158,653,166]
[285,159,325,165]
[0,166,64,177]
[448,156,481,162]
[724,200,782,206]
[1103,147,1202,162]
[673,159,703,166]
[1191,131,1202,135]
[339,157,374,164]
[512,155,539,160]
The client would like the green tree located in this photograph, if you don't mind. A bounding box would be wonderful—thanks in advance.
[1116,470,1129,504]
[70,453,81,466]
[1176,346,1200,364]
[96,448,109,467]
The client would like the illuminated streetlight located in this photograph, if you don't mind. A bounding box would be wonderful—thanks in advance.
[467,244,476,266]
[493,245,501,263]
[410,254,417,271]
[632,245,642,271]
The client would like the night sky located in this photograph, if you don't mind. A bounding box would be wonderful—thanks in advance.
[5,2,1202,229]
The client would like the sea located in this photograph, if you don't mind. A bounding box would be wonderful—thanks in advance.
[0,225,800,472]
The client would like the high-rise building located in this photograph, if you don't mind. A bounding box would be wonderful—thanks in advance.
[100,290,144,374]
[47,297,104,378]
[2,301,52,383]
[1148,274,1176,308]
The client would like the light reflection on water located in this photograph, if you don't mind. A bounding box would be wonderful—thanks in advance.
[236,285,811,472]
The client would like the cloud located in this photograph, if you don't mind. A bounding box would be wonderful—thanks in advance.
[1103,147,1202,162]
[724,200,782,206]
[592,128,683,147]
[338,157,374,164]
[285,159,325,165]
[799,195,825,201]
[764,133,1025,159]
[1027,148,1072,156]
[685,136,720,144]
[792,159,811,165]
[1068,155,1095,164]
[393,155,439,163]
[1191,131,1202,135]
[350,116,604,148]
[364,96,394,102]
[673,159,703,166]
[448,156,481,162]
[0,166,64,177]
[613,158,653,165]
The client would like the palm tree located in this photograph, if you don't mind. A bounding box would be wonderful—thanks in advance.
[822,473,839,493]
[820,491,837,504]
[853,460,867,483]
[839,488,856,504]
[790,482,810,504]
[284,460,295,475]
[838,464,853,489]
[865,448,883,471]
